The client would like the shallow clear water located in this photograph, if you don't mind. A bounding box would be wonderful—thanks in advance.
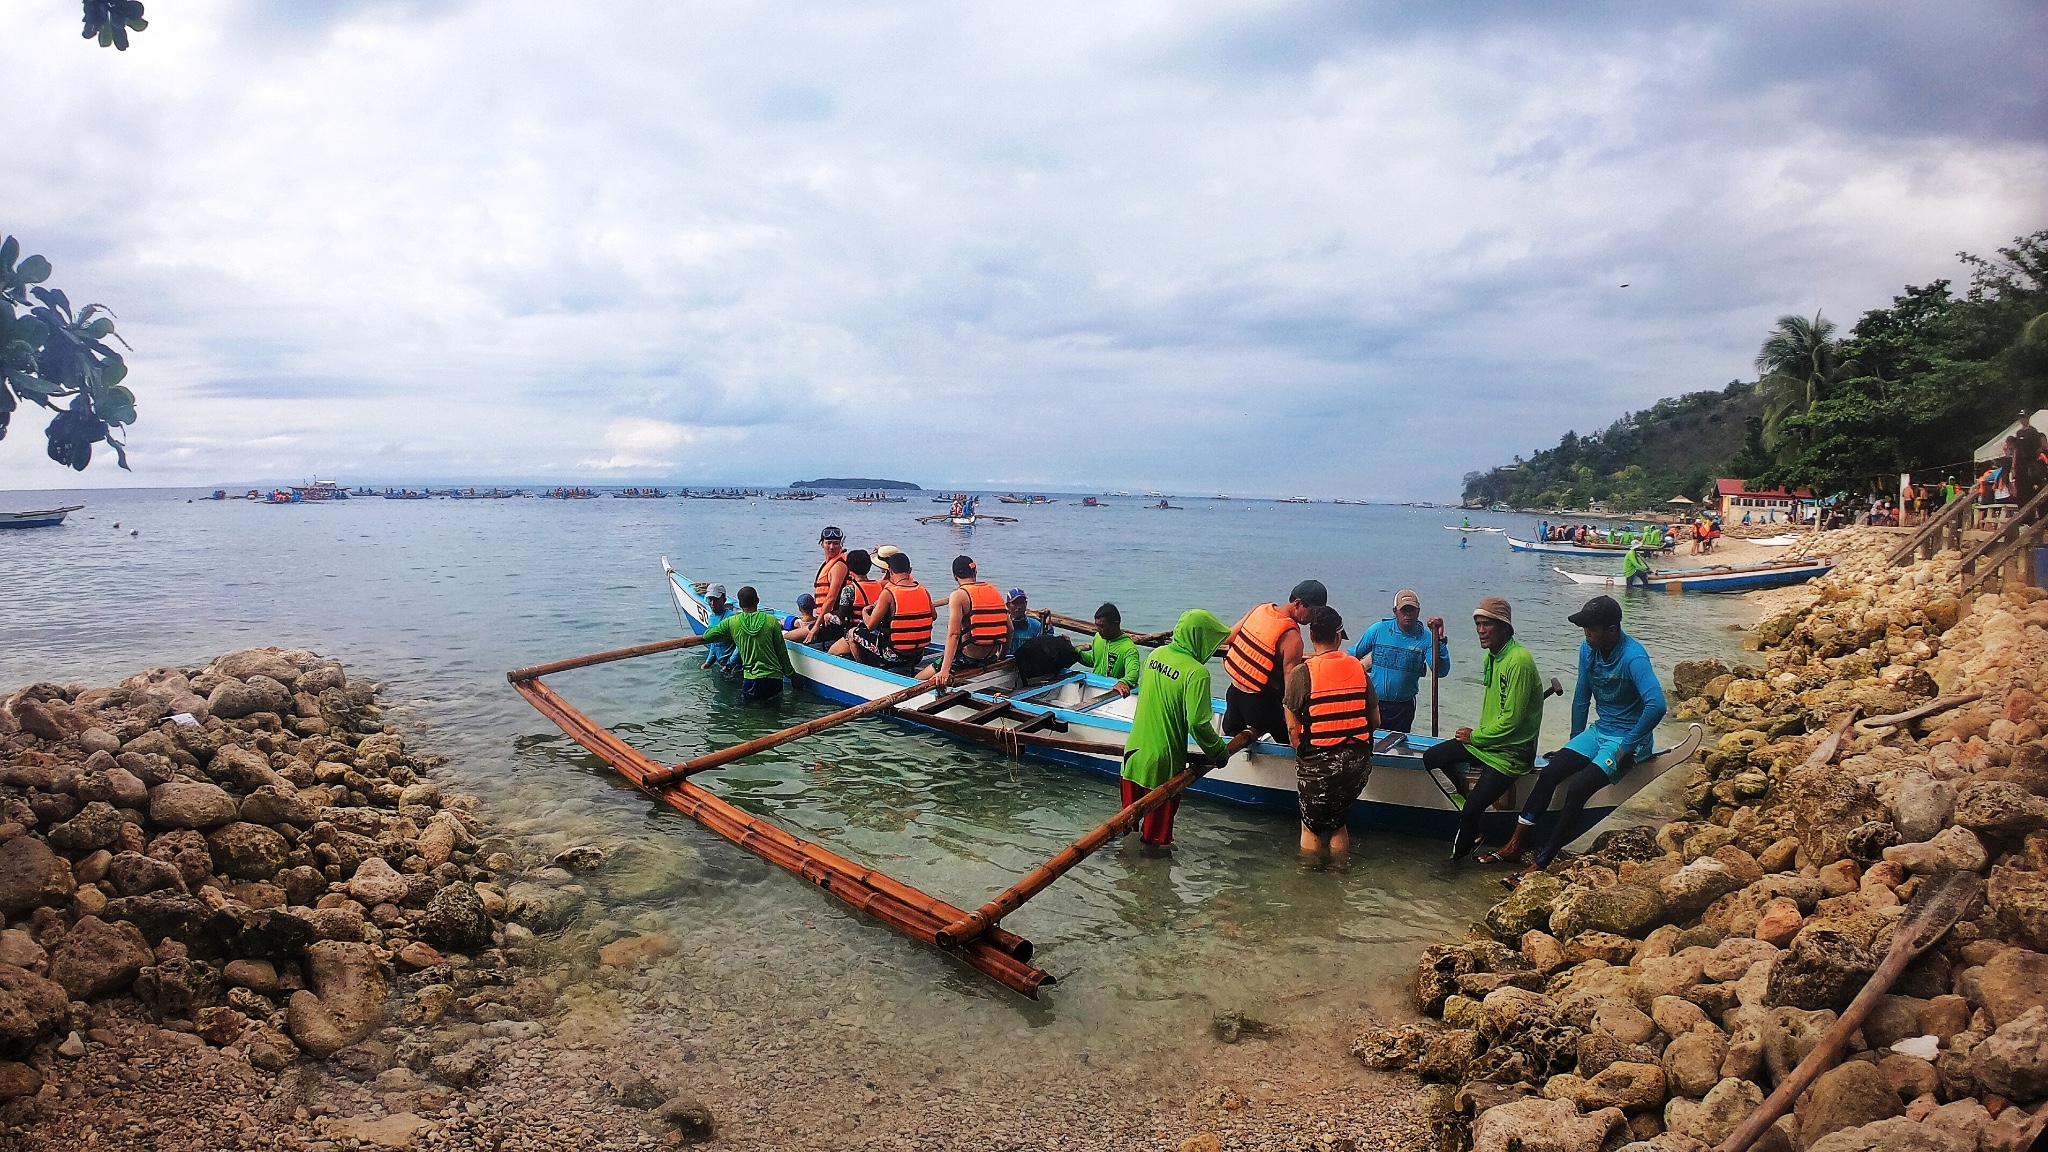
[0,490,1751,1064]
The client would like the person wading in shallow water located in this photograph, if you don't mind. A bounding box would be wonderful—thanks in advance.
[1285,605,1379,863]
[1419,597,1544,863]
[698,586,796,705]
[1118,610,1251,851]
[1500,595,1668,887]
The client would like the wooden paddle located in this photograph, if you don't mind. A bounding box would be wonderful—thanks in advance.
[1711,870,1983,1152]
[640,680,940,787]
[934,730,1255,948]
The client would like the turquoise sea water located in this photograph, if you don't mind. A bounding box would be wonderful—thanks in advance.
[0,489,1752,1073]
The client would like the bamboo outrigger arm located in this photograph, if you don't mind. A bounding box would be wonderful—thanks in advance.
[507,648,1055,998]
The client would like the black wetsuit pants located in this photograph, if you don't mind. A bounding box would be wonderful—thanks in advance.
[1516,749,1610,867]
[1422,740,1516,856]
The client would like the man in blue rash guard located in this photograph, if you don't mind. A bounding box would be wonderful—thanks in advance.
[1347,589,1448,733]
[1499,595,1667,885]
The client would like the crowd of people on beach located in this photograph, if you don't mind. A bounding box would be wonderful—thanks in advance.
[686,524,1670,881]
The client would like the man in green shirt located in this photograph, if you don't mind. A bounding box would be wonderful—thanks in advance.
[1074,602,1141,696]
[1418,596,1544,862]
[699,585,797,705]
[1119,609,1239,849]
[1624,543,1653,589]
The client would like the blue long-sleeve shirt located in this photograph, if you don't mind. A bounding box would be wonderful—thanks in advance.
[1007,613,1043,655]
[1347,618,1449,704]
[704,605,740,669]
[1573,633,1666,750]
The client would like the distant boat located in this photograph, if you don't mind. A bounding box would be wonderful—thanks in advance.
[290,479,348,501]
[1111,491,1131,498]
[1148,500,1182,509]
[1079,497,1103,507]
[1507,535,1674,556]
[1282,496,1313,504]
[1552,558,1833,593]
[1446,524,1505,533]
[1,505,84,530]
[1489,503,1511,513]
[1214,494,1230,500]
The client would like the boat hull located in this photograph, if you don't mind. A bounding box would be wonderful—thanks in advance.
[1507,536,1676,557]
[0,505,83,529]
[1553,561,1833,592]
[663,562,1702,843]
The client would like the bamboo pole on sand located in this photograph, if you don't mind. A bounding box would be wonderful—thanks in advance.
[935,731,1252,949]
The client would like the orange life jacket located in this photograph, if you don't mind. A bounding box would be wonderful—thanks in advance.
[1301,650,1374,749]
[886,581,935,655]
[814,552,848,605]
[849,577,882,613]
[1224,602,1296,695]
[961,580,1012,651]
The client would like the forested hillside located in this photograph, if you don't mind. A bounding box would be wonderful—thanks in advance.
[1463,232,2048,511]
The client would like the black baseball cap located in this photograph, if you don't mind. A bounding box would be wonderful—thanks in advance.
[1568,595,1623,628]
[1288,579,1328,607]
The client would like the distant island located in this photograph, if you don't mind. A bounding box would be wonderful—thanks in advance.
[790,478,922,490]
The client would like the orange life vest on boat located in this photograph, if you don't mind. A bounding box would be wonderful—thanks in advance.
[960,580,1012,651]
[1224,602,1296,695]
[849,577,882,613]
[814,552,848,605]
[885,581,935,655]
[1301,650,1374,749]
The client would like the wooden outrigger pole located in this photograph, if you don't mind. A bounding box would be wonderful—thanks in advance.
[508,644,1055,998]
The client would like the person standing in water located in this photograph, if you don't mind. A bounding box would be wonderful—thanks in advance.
[698,586,797,705]
[1348,589,1447,734]
[1220,580,1324,743]
[1119,610,1246,850]
[1284,606,1378,862]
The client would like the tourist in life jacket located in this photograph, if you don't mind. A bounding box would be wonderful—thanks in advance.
[800,526,850,647]
[1283,606,1380,863]
[1220,579,1325,743]
[919,555,1012,686]
[820,550,881,654]
[844,550,934,670]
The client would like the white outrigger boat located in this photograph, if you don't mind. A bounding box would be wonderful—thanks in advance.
[664,560,1701,842]
[1553,557,1833,593]
[1446,524,1505,533]
[1507,535,1676,557]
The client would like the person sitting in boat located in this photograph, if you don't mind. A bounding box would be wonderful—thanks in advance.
[701,584,742,678]
[1005,589,1049,655]
[817,550,881,650]
[1623,543,1653,589]
[802,527,853,647]
[1120,610,1240,851]
[1219,580,1323,744]
[1421,597,1545,864]
[783,593,818,641]
[844,550,934,671]
[919,555,1012,686]
[1348,589,1448,734]
[1284,606,1379,863]
[1073,603,1141,696]
[699,585,796,705]
[1499,595,1667,886]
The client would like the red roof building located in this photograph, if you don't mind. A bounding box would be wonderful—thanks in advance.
[1714,479,1813,521]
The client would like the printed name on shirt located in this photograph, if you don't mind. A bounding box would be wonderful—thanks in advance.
[1147,657,1181,680]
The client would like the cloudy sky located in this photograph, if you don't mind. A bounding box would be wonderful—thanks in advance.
[2,0,2043,497]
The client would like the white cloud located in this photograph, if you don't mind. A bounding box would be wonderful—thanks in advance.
[0,0,2041,496]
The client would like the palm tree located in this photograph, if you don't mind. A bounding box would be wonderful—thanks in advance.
[1754,311,1839,458]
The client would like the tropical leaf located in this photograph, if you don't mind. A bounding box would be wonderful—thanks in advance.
[14,255,51,286]
[0,237,17,273]
[95,384,136,427]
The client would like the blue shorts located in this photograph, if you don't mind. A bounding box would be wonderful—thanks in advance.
[1564,728,1656,782]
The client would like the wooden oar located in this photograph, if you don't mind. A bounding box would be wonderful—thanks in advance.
[508,633,709,682]
[934,731,1254,948]
[1856,693,1981,732]
[1045,612,1173,647]
[641,680,940,787]
[1711,870,1983,1152]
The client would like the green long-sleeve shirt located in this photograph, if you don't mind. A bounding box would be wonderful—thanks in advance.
[1624,547,1652,578]
[1075,632,1142,690]
[701,610,795,682]
[1470,637,1543,777]
[1121,610,1231,789]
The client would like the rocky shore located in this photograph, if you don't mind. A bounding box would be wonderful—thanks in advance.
[1354,526,2048,1152]
[0,649,716,1149]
